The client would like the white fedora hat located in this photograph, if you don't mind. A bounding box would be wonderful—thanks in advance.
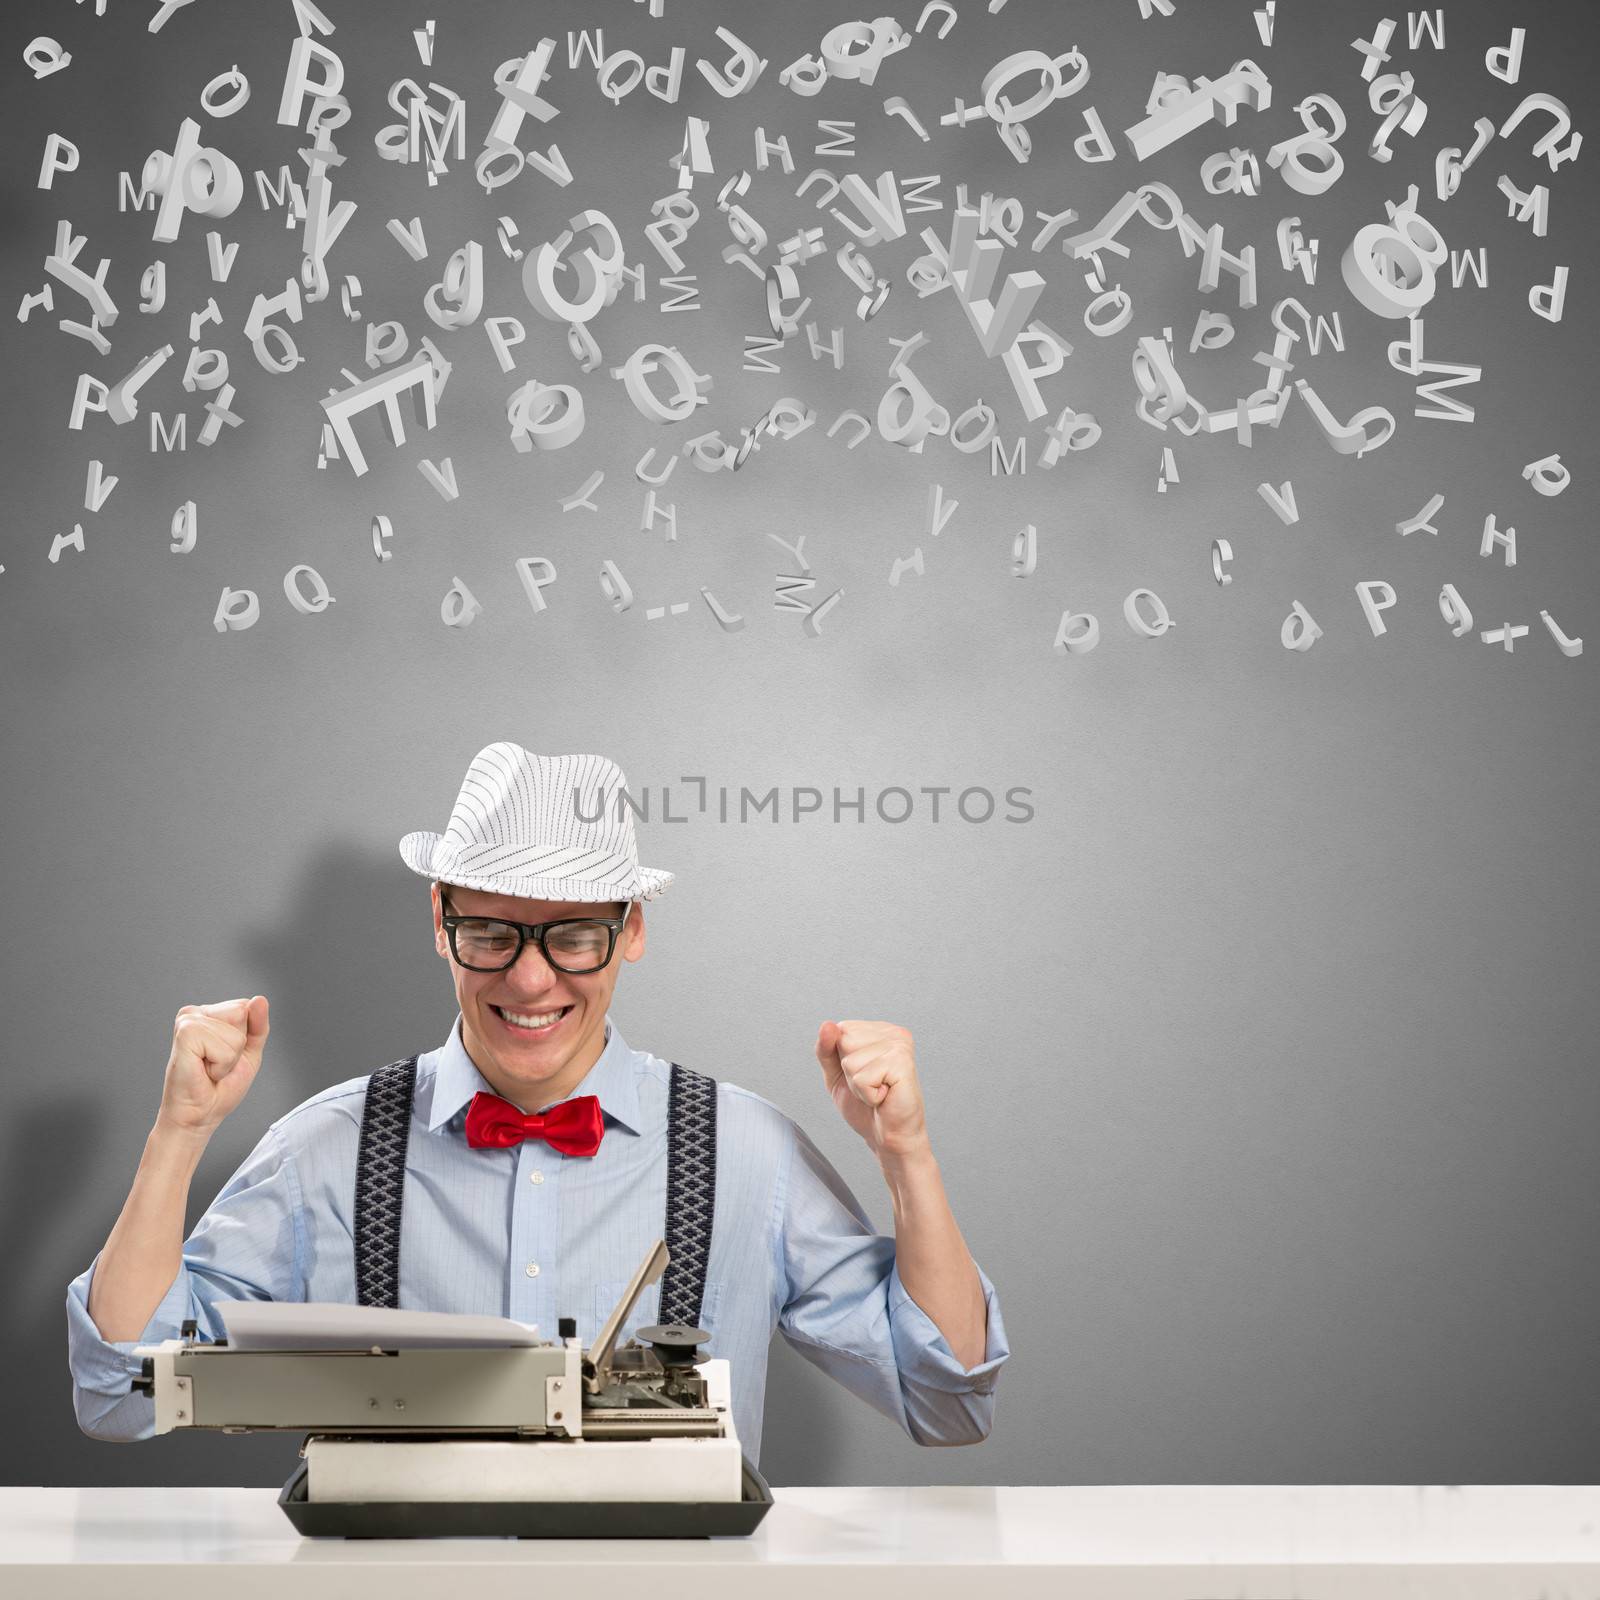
[399,744,673,903]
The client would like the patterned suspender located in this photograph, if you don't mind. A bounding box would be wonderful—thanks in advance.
[354,1056,718,1330]
[353,1056,418,1310]
[659,1063,717,1328]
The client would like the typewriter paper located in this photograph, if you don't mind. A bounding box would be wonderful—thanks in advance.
[215,1300,542,1351]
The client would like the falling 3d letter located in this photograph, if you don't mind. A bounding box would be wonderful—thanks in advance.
[1122,58,1271,161]
[319,352,438,477]
[1341,184,1445,319]
[1540,611,1583,657]
[170,501,197,553]
[877,367,951,452]
[25,37,72,79]
[1356,579,1397,636]
[1294,379,1395,458]
[213,588,260,633]
[478,39,560,191]
[1124,588,1175,637]
[600,560,633,613]
[507,380,586,451]
[1522,454,1570,497]
[523,210,624,322]
[441,577,483,629]
[1438,583,1473,637]
[515,557,558,613]
[418,457,459,500]
[1486,28,1525,85]
[1258,481,1298,524]
[1010,524,1037,577]
[284,564,336,614]
[1281,600,1321,651]
[425,240,485,329]
[1479,622,1530,652]
[38,133,80,190]
[85,459,117,512]
[1480,513,1515,567]
[1529,266,1569,323]
[1053,610,1100,655]
[610,344,712,422]
[1396,492,1443,536]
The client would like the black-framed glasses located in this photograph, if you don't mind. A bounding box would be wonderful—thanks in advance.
[440,890,630,974]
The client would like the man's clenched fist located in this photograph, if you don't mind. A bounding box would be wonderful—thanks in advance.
[156,995,270,1141]
[816,1019,929,1160]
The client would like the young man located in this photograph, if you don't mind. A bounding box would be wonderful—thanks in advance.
[66,744,1010,1469]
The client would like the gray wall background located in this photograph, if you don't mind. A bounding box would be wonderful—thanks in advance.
[3,0,1597,1488]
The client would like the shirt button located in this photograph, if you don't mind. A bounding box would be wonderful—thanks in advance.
[529,1170,545,1185]
[525,1262,540,1277]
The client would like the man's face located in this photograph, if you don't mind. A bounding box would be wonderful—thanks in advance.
[433,882,645,1110]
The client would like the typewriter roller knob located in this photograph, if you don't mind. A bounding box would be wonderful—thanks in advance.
[637,1323,710,1369]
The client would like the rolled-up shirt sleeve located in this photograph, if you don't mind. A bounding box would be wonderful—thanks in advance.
[776,1119,1010,1447]
[64,1122,304,1442]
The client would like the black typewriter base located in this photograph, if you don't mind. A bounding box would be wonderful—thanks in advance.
[277,1452,774,1539]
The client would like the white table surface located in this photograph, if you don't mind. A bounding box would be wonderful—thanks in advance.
[5,1485,1599,1599]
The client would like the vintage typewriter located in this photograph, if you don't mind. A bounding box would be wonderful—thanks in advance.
[130,1239,772,1537]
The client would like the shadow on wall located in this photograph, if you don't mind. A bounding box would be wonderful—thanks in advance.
[31,845,445,1487]
[759,1337,853,1485]
[24,845,851,1487]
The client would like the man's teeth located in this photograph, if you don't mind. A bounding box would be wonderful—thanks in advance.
[497,1005,568,1029]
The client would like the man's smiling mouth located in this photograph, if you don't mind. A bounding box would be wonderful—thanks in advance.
[491,1003,574,1037]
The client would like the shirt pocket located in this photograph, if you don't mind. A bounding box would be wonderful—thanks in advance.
[592,1276,724,1349]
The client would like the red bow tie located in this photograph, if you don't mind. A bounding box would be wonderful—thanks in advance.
[464,1091,605,1157]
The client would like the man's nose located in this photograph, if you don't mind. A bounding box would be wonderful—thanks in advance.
[503,938,563,989]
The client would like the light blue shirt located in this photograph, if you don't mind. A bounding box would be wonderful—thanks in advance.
[66,1013,1010,1469]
